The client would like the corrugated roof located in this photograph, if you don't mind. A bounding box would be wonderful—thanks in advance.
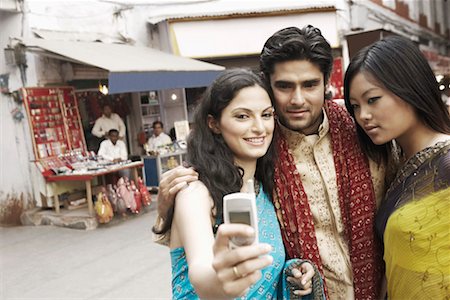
[146,0,336,24]
[21,38,224,93]
[22,38,224,73]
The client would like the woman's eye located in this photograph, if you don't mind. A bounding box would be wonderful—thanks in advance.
[351,103,360,110]
[262,112,274,118]
[235,114,249,119]
[368,97,381,104]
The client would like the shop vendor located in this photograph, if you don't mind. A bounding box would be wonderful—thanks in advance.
[146,121,172,155]
[98,129,128,163]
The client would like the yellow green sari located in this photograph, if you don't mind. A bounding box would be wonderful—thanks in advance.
[384,188,449,299]
[376,140,450,299]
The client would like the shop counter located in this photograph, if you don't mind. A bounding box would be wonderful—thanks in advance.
[44,161,143,216]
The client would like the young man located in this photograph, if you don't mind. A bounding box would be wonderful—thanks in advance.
[97,129,127,163]
[155,26,386,300]
[92,103,126,140]
[146,121,172,154]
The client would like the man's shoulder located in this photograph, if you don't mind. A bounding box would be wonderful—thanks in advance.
[95,115,106,122]
[111,113,123,120]
[116,140,126,146]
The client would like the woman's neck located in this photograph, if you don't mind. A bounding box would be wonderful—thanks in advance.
[235,159,257,193]
[396,125,449,159]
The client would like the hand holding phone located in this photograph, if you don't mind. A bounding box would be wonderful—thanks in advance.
[223,180,258,247]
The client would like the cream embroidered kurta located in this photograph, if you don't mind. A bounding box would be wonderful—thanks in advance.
[280,110,385,300]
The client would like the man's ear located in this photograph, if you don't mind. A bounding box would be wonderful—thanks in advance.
[207,114,221,134]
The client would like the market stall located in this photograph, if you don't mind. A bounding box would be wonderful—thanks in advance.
[22,86,149,220]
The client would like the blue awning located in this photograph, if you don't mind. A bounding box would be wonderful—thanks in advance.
[21,38,225,93]
[108,70,223,94]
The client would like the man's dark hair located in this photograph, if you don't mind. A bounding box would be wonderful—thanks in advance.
[260,25,333,95]
[108,129,119,136]
[152,120,163,128]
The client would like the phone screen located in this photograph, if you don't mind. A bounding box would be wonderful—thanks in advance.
[229,211,251,225]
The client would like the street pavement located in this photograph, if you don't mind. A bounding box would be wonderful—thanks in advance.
[0,205,172,300]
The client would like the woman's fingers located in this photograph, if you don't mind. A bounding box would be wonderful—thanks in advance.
[213,242,272,269]
[216,255,273,282]
[161,166,198,186]
[213,225,272,265]
[156,166,198,216]
[221,270,262,297]
[213,224,255,253]
[211,224,274,298]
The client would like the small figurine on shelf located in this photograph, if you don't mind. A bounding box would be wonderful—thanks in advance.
[138,177,151,206]
[124,177,138,213]
[116,177,134,210]
[114,184,128,217]
[95,188,114,224]
[106,184,118,212]
[130,180,142,214]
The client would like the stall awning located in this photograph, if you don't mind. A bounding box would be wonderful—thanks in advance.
[20,38,225,93]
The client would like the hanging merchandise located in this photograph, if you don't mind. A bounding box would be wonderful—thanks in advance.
[21,87,87,160]
[95,189,114,224]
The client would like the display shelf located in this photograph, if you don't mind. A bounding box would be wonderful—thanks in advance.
[22,86,87,160]
[140,91,161,136]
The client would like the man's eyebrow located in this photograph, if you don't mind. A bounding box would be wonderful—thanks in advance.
[303,78,321,84]
[273,80,294,85]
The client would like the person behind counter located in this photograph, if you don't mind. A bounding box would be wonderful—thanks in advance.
[98,129,128,163]
[92,103,126,140]
[146,121,172,154]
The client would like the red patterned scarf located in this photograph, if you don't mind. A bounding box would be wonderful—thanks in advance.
[273,101,382,299]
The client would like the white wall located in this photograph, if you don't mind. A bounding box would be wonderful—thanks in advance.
[0,11,35,224]
[170,12,340,58]
[23,0,159,47]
